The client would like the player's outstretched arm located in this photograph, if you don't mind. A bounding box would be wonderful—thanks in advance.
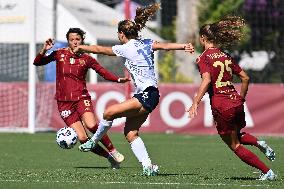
[75,45,116,56]
[152,41,195,54]
[89,57,130,83]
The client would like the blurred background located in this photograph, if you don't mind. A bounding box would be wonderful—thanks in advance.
[0,0,283,134]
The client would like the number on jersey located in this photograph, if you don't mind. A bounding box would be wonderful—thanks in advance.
[213,60,233,88]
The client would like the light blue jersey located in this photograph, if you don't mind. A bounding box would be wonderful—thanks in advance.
[112,39,158,94]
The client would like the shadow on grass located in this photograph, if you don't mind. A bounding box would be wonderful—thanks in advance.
[225,177,256,181]
[75,166,110,169]
[74,166,136,169]
[158,173,199,176]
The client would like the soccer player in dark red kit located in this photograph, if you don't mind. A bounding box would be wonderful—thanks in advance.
[187,16,276,180]
[34,28,130,169]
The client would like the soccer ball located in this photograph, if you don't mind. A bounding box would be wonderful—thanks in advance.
[56,127,78,149]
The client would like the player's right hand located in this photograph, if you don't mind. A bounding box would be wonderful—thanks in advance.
[43,38,54,51]
[186,103,198,118]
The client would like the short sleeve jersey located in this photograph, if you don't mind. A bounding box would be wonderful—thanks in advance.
[112,39,158,94]
[196,47,244,112]
[34,49,118,101]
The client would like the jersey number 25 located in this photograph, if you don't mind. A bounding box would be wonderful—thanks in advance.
[213,60,233,88]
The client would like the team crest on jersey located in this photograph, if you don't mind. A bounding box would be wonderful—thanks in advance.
[79,59,85,65]
[61,54,65,57]
[70,57,75,64]
[61,110,71,119]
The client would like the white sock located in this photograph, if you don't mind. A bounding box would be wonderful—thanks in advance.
[130,137,152,167]
[91,119,112,143]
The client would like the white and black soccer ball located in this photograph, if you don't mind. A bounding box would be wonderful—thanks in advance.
[56,127,78,149]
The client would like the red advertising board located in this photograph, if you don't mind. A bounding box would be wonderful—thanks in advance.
[0,83,283,135]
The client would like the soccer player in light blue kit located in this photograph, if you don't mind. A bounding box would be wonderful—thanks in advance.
[74,3,195,176]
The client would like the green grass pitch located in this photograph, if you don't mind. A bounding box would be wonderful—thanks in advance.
[0,133,283,189]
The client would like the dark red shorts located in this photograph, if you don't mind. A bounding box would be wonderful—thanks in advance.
[212,104,246,135]
[57,97,94,126]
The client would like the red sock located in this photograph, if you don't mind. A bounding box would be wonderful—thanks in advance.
[101,135,115,152]
[234,145,269,173]
[239,132,258,146]
[91,144,109,158]
[89,124,115,152]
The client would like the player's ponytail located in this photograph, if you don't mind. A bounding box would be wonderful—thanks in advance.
[118,3,160,39]
[134,3,160,32]
[200,16,245,47]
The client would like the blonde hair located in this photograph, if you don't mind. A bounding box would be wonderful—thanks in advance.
[118,3,160,39]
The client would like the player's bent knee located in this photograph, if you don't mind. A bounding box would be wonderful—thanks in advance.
[103,109,115,120]
[124,131,138,143]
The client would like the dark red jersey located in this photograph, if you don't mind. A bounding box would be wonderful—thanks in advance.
[34,48,119,101]
[196,47,244,112]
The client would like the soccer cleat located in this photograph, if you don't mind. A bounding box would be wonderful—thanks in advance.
[257,141,276,161]
[109,149,125,163]
[259,169,276,181]
[107,155,120,169]
[78,139,96,152]
[142,164,159,176]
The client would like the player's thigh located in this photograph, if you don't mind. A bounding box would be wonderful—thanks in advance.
[78,98,97,128]
[70,121,88,143]
[214,108,241,150]
[124,114,148,138]
[219,128,240,151]
[57,100,78,125]
[104,98,145,120]
[234,105,246,132]
[80,112,97,127]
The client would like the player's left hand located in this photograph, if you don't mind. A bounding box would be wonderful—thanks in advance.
[186,103,198,118]
[118,77,131,83]
[184,43,195,54]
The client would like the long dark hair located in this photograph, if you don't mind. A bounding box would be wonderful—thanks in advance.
[118,3,160,39]
[199,16,245,47]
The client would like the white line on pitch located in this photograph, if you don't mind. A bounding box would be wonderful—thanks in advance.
[0,179,274,187]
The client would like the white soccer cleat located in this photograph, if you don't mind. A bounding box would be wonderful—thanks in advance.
[257,140,276,161]
[142,164,159,176]
[259,169,276,181]
[107,155,120,169]
[109,149,125,163]
[78,139,96,152]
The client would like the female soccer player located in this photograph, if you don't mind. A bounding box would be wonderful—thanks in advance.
[187,16,276,180]
[76,3,194,176]
[34,28,130,169]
